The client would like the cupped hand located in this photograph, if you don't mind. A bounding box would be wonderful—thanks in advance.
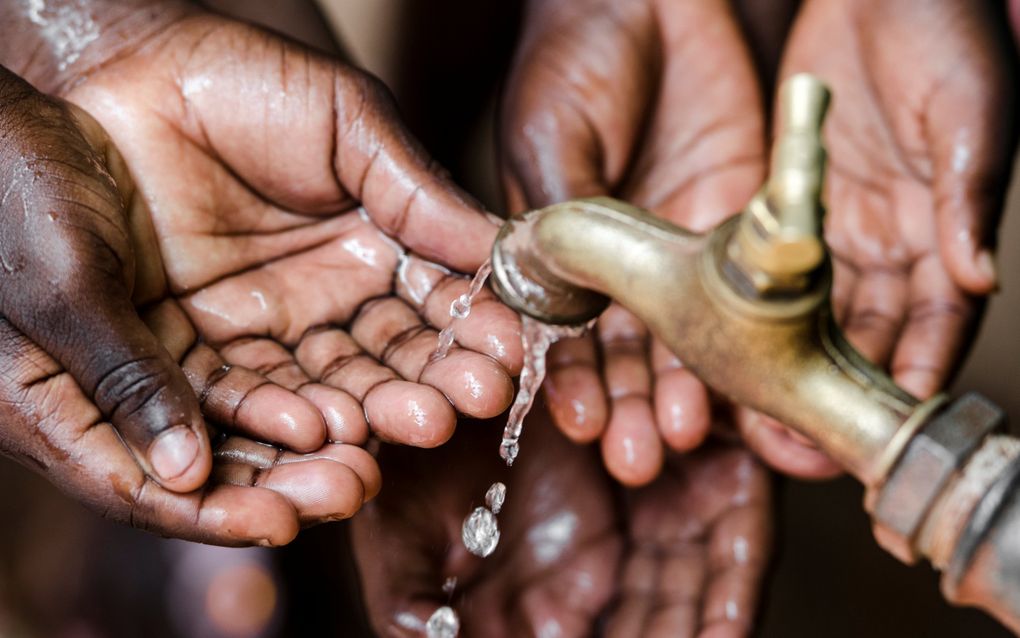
[737,0,1017,471]
[0,310,381,545]
[605,442,772,638]
[502,0,769,485]
[54,11,523,452]
[0,65,378,540]
[352,410,621,637]
[350,407,772,637]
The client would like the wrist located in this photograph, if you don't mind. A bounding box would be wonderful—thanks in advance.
[0,0,198,94]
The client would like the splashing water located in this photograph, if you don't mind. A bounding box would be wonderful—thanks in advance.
[485,482,506,514]
[442,576,457,597]
[462,505,500,558]
[430,260,493,363]
[500,316,591,465]
[426,606,460,638]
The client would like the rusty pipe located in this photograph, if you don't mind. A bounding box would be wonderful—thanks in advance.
[490,74,1020,632]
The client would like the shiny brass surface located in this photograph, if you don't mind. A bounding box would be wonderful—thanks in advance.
[491,196,919,485]
[728,73,829,295]
[491,73,1020,629]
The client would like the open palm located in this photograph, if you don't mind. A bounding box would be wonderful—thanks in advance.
[62,13,524,452]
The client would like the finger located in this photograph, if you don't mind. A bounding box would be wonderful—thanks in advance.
[829,253,859,327]
[0,311,304,546]
[607,546,702,637]
[736,409,842,479]
[891,254,976,398]
[212,441,377,524]
[840,268,908,366]
[652,340,711,452]
[349,297,514,418]
[396,254,523,373]
[147,301,328,452]
[174,30,498,271]
[294,326,456,447]
[623,0,765,226]
[217,337,368,445]
[701,457,772,637]
[500,1,659,207]
[543,336,609,444]
[0,96,209,491]
[515,533,622,638]
[599,306,663,485]
[929,47,1015,295]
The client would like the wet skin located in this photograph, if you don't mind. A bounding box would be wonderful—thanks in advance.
[0,9,522,542]
[501,0,1017,485]
[352,409,771,638]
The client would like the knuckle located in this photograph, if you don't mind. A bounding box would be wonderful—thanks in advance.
[93,357,179,425]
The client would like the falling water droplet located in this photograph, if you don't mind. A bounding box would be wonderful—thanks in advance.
[426,606,460,638]
[485,482,507,515]
[442,577,457,597]
[462,506,500,557]
[430,260,492,364]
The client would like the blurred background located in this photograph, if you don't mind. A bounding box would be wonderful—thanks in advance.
[0,0,1016,636]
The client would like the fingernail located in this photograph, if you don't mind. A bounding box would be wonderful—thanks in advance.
[976,249,998,286]
[150,426,200,481]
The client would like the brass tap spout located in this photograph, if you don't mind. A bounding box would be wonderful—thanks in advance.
[491,74,1020,631]
[491,75,923,486]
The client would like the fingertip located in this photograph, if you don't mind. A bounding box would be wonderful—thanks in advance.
[654,370,711,452]
[297,384,369,445]
[239,385,327,453]
[421,352,515,418]
[200,486,300,547]
[893,368,941,401]
[737,410,842,480]
[364,380,456,447]
[147,425,211,492]
[946,244,998,295]
[601,397,663,486]
[543,367,608,443]
[263,460,366,523]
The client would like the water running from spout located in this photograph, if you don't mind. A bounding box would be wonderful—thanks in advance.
[500,316,591,465]
[430,260,493,363]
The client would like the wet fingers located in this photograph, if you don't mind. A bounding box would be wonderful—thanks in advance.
[652,340,711,452]
[543,336,608,443]
[295,327,456,447]
[599,306,662,486]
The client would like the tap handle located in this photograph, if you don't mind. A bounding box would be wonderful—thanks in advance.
[761,73,831,277]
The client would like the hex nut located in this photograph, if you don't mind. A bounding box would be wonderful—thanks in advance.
[872,393,1006,563]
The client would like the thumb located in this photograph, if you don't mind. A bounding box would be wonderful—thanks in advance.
[0,80,211,491]
[929,51,1016,295]
[499,1,659,209]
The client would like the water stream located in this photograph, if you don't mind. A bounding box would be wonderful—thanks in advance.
[427,259,592,638]
[430,260,492,364]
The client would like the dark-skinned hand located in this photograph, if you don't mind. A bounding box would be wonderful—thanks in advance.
[502,0,1017,484]
[736,0,1017,470]
[0,66,381,543]
[351,408,771,637]
[0,6,521,541]
[502,0,779,485]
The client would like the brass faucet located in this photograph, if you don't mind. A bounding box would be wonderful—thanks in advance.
[491,74,1020,632]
